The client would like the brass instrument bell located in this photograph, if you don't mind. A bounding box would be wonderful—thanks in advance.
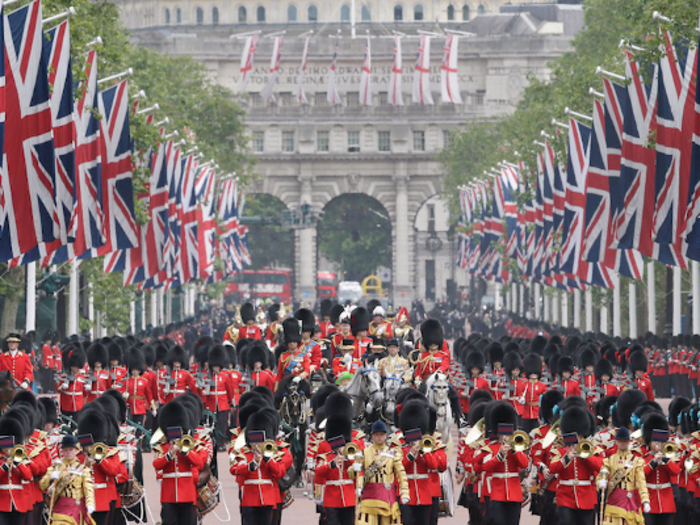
[91,443,108,461]
[577,440,594,459]
[541,418,560,449]
[512,431,530,452]
[10,445,26,463]
[178,435,195,454]
[261,440,278,458]
[421,435,436,454]
[662,441,679,459]
[343,442,359,460]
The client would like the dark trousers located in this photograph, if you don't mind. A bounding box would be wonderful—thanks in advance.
[325,507,354,525]
[241,505,273,525]
[556,506,595,525]
[131,414,145,439]
[429,496,439,525]
[400,504,432,525]
[93,511,109,525]
[40,367,54,393]
[0,511,25,525]
[215,410,229,450]
[540,490,558,525]
[488,501,520,525]
[271,502,282,525]
[466,484,482,525]
[644,514,674,525]
[161,502,196,525]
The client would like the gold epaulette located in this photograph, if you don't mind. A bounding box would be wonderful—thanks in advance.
[38,431,48,441]
[277,441,290,449]
[691,431,700,441]
[355,430,366,440]
[28,442,46,459]
[481,445,494,454]
[549,449,562,463]
[532,427,542,438]
[105,447,121,459]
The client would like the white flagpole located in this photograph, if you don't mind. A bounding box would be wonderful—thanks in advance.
[297,36,310,104]
[573,288,581,328]
[647,261,655,333]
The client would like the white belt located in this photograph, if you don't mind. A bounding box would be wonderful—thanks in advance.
[94,483,108,489]
[64,391,82,396]
[492,473,519,479]
[326,480,354,486]
[406,474,429,480]
[559,479,592,486]
[244,479,273,485]
[0,485,21,490]
[163,472,193,479]
[647,483,671,490]
[207,391,228,396]
[172,389,186,394]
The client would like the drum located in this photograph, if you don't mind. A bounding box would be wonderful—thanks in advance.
[196,476,221,517]
[121,479,144,509]
[438,466,455,517]
[282,490,294,509]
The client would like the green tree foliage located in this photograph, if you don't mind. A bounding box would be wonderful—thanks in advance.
[243,194,295,271]
[317,195,392,281]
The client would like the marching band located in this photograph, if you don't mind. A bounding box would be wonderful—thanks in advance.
[2,302,700,525]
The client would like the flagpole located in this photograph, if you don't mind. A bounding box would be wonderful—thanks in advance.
[68,261,80,336]
[519,283,525,317]
[600,301,608,334]
[551,293,558,325]
[543,291,550,323]
[150,291,157,329]
[693,261,700,334]
[25,262,36,333]
[673,266,682,335]
[561,292,568,327]
[585,288,593,332]
[573,289,581,328]
[494,281,502,311]
[88,283,94,339]
[129,300,136,334]
[534,283,541,320]
[629,281,637,338]
[613,273,621,337]
[647,261,656,333]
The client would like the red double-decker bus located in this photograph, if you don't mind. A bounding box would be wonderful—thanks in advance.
[225,268,293,303]
[317,271,338,299]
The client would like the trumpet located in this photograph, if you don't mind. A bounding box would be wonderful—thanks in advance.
[343,442,359,460]
[91,443,108,461]
[577,440,595,459]
[421,435,436,454]
[258,440,278,459]
[177,435,195,454]
[512,431,530,452]
[662,441,679,459]
[9,445,26,463]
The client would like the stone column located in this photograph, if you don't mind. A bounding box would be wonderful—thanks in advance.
[534,283,541,320]
[551,293,558,324]
[585,288,593,332]
[296,175,317,305]
[88,283,94,338]
[613,273,621,337]
[647,261,655,333]
[68,261,80,336]
[629,281,637,338]
[673,265,682,335]
[394,170,412,304]
[573,289,581,328]
[561,292,568,327]
[25,262,36,333]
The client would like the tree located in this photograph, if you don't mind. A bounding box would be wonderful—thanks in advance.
[317,195,392,281]
[243,194,295,271]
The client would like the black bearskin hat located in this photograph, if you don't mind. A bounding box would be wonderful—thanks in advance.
[245,407,279,443]
[420,319,444,349]
[399,400,430,435]
[367,299,381,316]
[87,343,109,370]
[39,397,57,425]
[530,335,548,355]
[126,348,145,374]
[142,344,155,368]
[158,401,192,433]
[311,384,338,413]
[560,405,593,437]
[78,409,110,443]
[669,396,692,427]
[251,386,275,406]
[468,399,489,427]
[320,299,333,319]
[486,342,504,365]
[596,395,618,426]
[503,351,523,376]
[282,318,302,344]
[330,304,345,325]
[268,304,280,322]
[351,307,370,336]
[166,345,189,370]
[247,342,269,369]
[324,392,353,415]
[325,415,353,443]
[11,391,37,411]
[207,345,229,370]
[557,356,575,375]
[63,347,86,370]
[641,411,668,446]
[107,342,122,364]
[102,389,127,423]
[0,417,25,446]
[238,401,266,428]
[564,335,582,357]
[155,343,168,365]
[595,358,614,381]
[295,308,316,334]
[629,351,648,372]
[524,353,542,378]
[466,351,485,374]
[540,390,564,424]
[469,389,493,406]
[612,389,647,429]
[580,348,597,369]
[487,401,517,434]
[241,303,255,323]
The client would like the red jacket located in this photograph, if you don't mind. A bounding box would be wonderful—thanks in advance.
[56,372,87,412]
[643,452,679,513]
[599,382,620,398]
[108,365,127,392]
[231,450,287,507]
[636,376,654,401]
[305,341,323,370]
[152,442,206,504]
[314,440,357,508]
[200,371,235,412]
[402,443,438,505]
[161,368,197,404]
[428,446,447,498]
[332,356,362,377]
[86,450,122,511]
[548,448,603,509]
[41,344,53,369]
[559,378,581,398]
[251,369,275,390]
[481,443,529,502]
[0,457,33,512]
[414,350,450,380]
[352,337,372,360]
[142,368,159,404]
[25,432,51,504]
[521,380,548,420]
[275,350,311,386]
[124,376,154,416]
[0,351,33,385]
[330,332,351,359]
[319,321,333,339]
[85,369,110,403]
[239,326,262,340]
[488,368,506,400]
[455,376,490,414]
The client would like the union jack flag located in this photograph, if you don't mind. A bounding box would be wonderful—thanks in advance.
[163,146,183,287]
[532,154,545,282]
[197,167,217,281]
[652,29,694,267]
[178,155,199,284]
[687,27,700,260]
[96,80,137,256]
[143,140,172,282]
[0,0,59,261]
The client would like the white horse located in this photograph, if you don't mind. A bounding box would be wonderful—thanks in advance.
[341,364,384,422]
[424,371,454,442]
[381,376,409,427]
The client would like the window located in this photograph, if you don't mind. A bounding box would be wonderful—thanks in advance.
[443,130,453,147]
[394,5,403,21]
[346,92,360,107]
[164,7,170,24]
[340,4,350,22]
[314,92,328,106]
[317,131,329,152]
[238,6,247,22]
[250,93,264,107]
[253,131,264,153]
[176,8,181,23]
[361,5,371,21]
[196,7,204,24]
[378,131,391,152]
[378,92,389,106]
[414,4,423,20]
[308,5,318,22]
[477,4,485,15]
[347,131,360,150]
[257,6,266,22]
[428,204,436,232]
[212,7,219,24]
[474,93,484,106]
[413,130,425,151]
[288,5,297,21]
[462,5,469,20]
[282,131,295,152]
[447,5,455,20]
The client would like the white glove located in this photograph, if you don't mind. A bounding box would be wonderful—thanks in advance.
[401,497,410,505]
[356,488,362,499]
[87,505,95,515]
[123,393,129,400]
[151,409,158,417]
[643,503,651,514]
[59,383,68,391]
[598,480,607,490]
[50,470,60,480]
[84,383,92,392]
[353,463,362,472]
[20,381,29,390]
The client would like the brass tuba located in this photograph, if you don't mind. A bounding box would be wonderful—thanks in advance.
[541,418,561,449]
[421,435,436,454]
[512,431,530,452]
[465,417,485,445]
[577,440,595,459]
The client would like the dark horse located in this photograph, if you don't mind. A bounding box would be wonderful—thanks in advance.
[0,371,17,414]
[275,375,310,485]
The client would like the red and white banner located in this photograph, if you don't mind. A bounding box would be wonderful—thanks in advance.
[239,34,258,93]
[388,36,403,106]
[359,35,372,106]
[261,36,282,102]
[441,34,462,104]
[413,35,433,105]
[297,36,310,105]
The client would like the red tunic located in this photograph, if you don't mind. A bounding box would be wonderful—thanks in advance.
[332,356,362,377]
[521,380,548,420]
[41,344,53,369]
[152,442,206,504]
[85,370,110,403]
[56,372,87,412]
[636,376,655,400]
[239,326,262,340]
[481,443,528,502]
[414,350,450,380]
[88,451,122,512]
[200,371,235,412]
[319,321,334,339]
[402,443,438,505]
[231,450,287,507]
[251,369,276,390]
[161,368,197,404]
[314,440,357,508]
[275,350,311,387]
[108,365,127,392]
[0,351,33,385]
[548,448,603,509]
[0,457,32,512]
[124,376,154,416]
[643,451,679,513]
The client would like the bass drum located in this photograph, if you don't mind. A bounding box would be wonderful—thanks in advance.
[438,466,455,517]
[196,476,221,517]
[120,479,144,509]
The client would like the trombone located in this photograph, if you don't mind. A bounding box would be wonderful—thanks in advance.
[662,441,679,459]
[511,431,530,452]
[343,442,359,461]
[91,443,108,462]
[577,440,595,459]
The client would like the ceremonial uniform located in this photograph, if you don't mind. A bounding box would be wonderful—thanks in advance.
[239,325,263,341]
[315,440,357,525]
[251,369,276,390]
[356,443,409,525]
[85,370,109,403]
[85,447,122,524]
[414,350,450,381]
[124,376,155,419]
[378,355,412,384]
[559,378,582,398]
[275,349,310,387]
[160,368,197,404]
[401,442,438,525]
[39,457,96,525]
[549,446,603,510]
[599,449,650,525]
[369,321,393,340]
[153,442,206,525]
[642,451,679,517]
[231,449,287,525]
[0,351,33,387]
[56,372,88,417]
[332,355,362,378]
[330,332,351,359]
[353,337,373,360]
[107,365,127,392]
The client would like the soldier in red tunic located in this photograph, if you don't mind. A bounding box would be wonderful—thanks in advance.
[40,330,55,393]
[502,351,526,419]
[56,346,88,420]
[413,320,450,382]
[202,345,235,451]
[399,402,434,525]
[332,339,363,378]
[0,333,33,390]
[456,351,490,414]
[579,348,598,410]
[640,412,678,525]
[275,318,311,389]
[319,299,334,339]
[330,308,352,359]
[295,308,323,372]
[123,348,155,432]
[629,351,654,401]
[595,358,620,399]
[85,343,110,403]
[106,342,127,392]
[239,303,263,340]
[557,356,581,397]
[520,354,548,432]
[0,416,37,524]
[350,307,373,360]
[161,346,197,404]
[248,343,276,390]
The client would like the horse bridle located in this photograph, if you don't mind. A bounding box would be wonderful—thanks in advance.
[360,367,382,398]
